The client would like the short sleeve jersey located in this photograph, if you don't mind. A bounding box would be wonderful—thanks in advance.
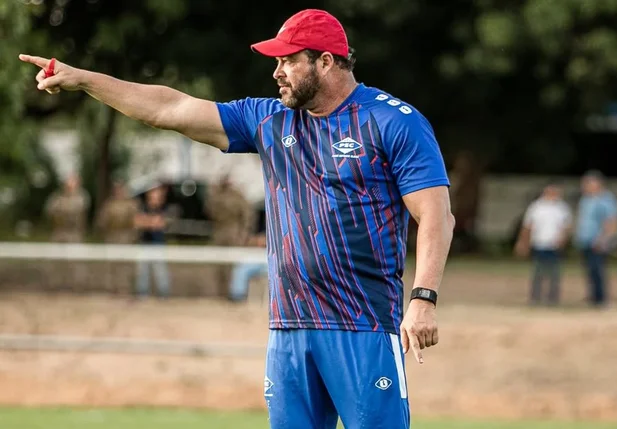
[216,83,449,334]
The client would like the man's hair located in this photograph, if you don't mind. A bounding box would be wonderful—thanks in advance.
[543,178,563,188]
[304,47,356,71]
[583,169,605,182]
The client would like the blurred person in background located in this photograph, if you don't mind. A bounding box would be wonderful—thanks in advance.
[449,150,482,254]
[44,173,90,243]
[43,173,90,291]
[96,179,140,294]
[205,173,254,298]
[134,185,171,298]
[574,170,617,307]
[96,179,139,244]
[515,182,572,306]
[228,232,268,302]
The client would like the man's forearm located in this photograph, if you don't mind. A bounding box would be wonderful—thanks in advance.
[79,70,185,130]
[412,213,454,293]
[515,225,530,246]
[597,218,617,247]
[19,55,227,148]
[604,218,617,237]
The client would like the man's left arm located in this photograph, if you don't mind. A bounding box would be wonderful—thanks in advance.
[596,199,617,251]
[378,105,455,364]
[400,187,455,363]
[603,217,617,241]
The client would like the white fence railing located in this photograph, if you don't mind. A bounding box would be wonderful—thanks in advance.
[0,242,268,356]
[0,334,265,358]
[0,242,267,264]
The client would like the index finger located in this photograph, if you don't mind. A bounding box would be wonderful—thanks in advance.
[410,335,424,364]
[18,54,50,69]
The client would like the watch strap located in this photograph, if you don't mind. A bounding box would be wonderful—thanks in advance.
[410,287,438,306]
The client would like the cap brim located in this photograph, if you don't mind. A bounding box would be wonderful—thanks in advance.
[250,38,306,57]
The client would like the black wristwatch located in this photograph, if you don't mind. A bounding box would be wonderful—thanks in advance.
[410,287,438,306]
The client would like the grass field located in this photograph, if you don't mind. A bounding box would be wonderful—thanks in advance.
[0,408,614,429]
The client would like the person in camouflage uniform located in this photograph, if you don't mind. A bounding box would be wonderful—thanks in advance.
[205,173,255,297]
[97,180,139,244]
[43,174,90,291]
[45,174,90,243]
[96,180,140,294]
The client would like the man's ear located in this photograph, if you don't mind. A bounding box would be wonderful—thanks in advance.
[319,52,335,74]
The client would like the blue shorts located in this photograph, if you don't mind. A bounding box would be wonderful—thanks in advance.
[264,329,410,429]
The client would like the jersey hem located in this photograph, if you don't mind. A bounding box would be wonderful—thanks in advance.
[269,320,400,335]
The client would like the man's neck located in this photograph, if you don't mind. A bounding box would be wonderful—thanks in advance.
[307,75,358,117]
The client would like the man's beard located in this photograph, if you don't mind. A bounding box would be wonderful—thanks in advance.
[280,66,321,109]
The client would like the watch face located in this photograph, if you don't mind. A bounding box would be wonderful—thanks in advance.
[419,289,431,298]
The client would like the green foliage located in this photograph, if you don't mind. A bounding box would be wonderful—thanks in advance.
[21,0,202,215]
[76,99,132,223]
[0,1,36,174]
[446,0,617,112]
[4,0,617,190]
[0,1,60,227]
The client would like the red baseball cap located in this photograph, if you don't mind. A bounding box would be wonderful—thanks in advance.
[251,9,349,58]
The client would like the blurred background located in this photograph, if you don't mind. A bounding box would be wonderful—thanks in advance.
[1,0,617,428]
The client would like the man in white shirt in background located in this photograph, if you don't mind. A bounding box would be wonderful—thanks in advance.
[515,182,573,306]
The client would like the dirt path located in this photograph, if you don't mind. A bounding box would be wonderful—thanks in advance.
[0,260,616,420]
[0,287,616,421]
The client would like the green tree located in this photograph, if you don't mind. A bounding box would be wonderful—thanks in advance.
[23,0,210,213]
[434,0,617,172]
[0,1,59,230]
[1,0,38,184]
[18,0,617,179]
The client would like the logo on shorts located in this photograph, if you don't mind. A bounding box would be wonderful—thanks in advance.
[264,376,274,397]
[281,135,297,148]
[375,377,392,391]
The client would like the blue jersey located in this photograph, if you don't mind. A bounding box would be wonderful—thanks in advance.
[216,83,449,334]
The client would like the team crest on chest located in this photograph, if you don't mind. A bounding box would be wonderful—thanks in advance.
[332,137,363,159]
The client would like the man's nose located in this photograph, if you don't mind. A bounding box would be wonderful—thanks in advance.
[273,62,284,80]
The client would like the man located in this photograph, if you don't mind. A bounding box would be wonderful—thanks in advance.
[96,179,140,294]
[44,173,90,243]
[574,170,617,307]
[96,179,140,244]
[44,173,90,291]
[134,186,171,298]
[228,232,269,302]
[514,183,572,305]
[205,173,255,297]
[20,9,455,428]
[449,150,482,253]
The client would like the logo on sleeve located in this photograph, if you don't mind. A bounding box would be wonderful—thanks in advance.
[375,93,413,114]
[332,137,363,159]
[281,135,297,148]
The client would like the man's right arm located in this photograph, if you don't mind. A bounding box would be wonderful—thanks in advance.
[596,198,617,250]
[83,72,229,150]
[515,206,533,256]
[19,55,229,151]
